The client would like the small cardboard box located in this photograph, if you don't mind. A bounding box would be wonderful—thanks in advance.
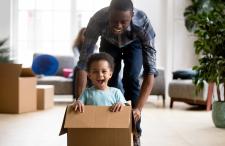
[60,105,133,146]
[37,85,54,110]
[0,63,37,113]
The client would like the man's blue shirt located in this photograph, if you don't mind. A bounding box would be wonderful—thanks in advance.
[77,7,157,75]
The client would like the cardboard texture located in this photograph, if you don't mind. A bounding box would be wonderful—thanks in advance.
[37,85,54,110]
[0,63,37,113]
[60,105,133,146]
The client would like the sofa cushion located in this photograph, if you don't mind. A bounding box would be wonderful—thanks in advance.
[139,68,165,96]
[32,54,59,75]
[56,55,75,76]
[37,76,73,94]
[168,80,208,100]
[173,70,197,80]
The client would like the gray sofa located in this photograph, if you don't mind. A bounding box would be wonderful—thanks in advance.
[139,68,165,106]
[34,54,165,101]
[34,53,76,95]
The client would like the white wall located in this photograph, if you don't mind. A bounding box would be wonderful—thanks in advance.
[134,0,198,95]
[134,0,197,69]
[172,0,198,70]
[133,0,167,68]
[166,0,198,87]
[0,0,10,40]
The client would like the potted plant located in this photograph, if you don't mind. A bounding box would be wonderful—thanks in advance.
[184,0,225,128]
[0,38,11,63]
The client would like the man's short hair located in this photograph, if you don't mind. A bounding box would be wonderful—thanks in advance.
[86,52,115,72]
[109,0,133,11]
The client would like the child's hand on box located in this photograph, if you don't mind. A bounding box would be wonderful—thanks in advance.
[73,100,84,113]
[110,102,125,112]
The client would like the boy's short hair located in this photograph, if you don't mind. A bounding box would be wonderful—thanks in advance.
[86,52,115,72]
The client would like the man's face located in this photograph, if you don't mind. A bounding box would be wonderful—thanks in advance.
[109,9,133,35]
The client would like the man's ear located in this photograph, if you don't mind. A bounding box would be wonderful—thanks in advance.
[87,73,91,79]
[130,10,134,17]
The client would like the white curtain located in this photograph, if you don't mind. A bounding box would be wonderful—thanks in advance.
[13,0,110,67]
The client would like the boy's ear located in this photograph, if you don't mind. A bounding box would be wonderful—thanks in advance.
[109,71,113,78]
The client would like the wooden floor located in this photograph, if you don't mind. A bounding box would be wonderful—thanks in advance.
[0,96,225,146]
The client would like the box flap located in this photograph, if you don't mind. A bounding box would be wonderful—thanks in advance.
[0,63,22,77]
[64,105,131,128]
[59,106,68,136]
[20,68,35,77]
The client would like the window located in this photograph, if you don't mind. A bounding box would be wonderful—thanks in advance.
[13,0,110,67]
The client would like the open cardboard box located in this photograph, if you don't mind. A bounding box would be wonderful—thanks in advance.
[60,105,134,146]
[0,63,37,113]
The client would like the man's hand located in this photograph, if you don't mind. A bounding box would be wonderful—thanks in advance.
[133,108,141,122]
[110,102,125,112]
[73,100,84,113]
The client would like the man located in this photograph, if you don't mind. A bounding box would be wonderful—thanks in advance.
[73,0,157,145]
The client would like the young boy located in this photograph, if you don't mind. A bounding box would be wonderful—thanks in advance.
[73,52,126,112]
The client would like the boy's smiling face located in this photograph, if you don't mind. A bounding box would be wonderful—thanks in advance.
[88,60,113,90]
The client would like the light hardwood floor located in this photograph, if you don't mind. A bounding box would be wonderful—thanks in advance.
[0,96,224,146]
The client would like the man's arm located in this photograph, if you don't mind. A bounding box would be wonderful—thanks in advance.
[133,74,154,121]
[132,10,156,121]
[74,69,88,100]
[73,11,102,101]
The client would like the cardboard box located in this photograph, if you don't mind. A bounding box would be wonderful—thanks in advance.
[0,63,37,113]
[60,105,133,146]
[37,85,54,110]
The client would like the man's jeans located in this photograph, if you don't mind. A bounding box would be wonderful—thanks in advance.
[100,38,142,135]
